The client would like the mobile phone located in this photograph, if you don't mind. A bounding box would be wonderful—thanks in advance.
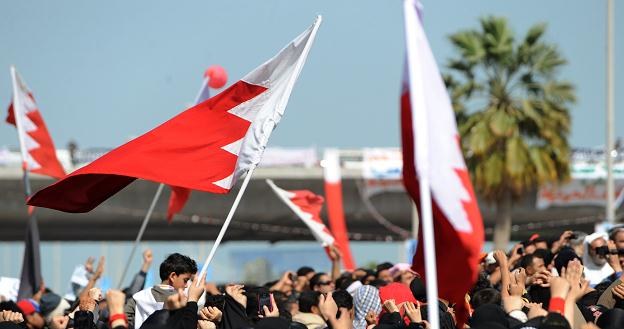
[206,294,225,312]
[257,292,273,315]
[517,246,524,255]
[289,273,297,283]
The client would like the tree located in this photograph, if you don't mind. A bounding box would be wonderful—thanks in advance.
[444,16,575,250]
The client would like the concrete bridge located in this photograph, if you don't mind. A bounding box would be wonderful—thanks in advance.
[0,149,607,242]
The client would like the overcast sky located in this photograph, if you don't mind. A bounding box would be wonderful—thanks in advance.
[0,0,621,150]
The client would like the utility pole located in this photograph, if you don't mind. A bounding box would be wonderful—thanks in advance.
[606,0,616,223]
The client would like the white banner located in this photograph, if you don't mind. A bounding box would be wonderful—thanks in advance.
[537,179,624,209]
[362,148,403,180]
[259,147,317,167]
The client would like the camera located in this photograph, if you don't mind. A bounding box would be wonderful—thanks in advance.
[595,246,610,256]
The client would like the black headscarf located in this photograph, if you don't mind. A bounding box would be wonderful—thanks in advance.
[469,304,509,328]
[596,308,624,329]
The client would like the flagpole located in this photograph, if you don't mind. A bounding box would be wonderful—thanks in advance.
[197,164,257,282]
[11,66,42,299]
[117,182,164,288]
[403,1,440,328]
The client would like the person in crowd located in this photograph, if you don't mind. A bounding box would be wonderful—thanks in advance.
[296,267,316,292]
[292,292,325,329]
[375,263,394,284]
[124,253,197,329]
[583,233,616,287]
[310,273,335,295]
[16,299,44,329]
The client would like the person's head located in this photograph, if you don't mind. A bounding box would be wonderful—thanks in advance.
[586,233,609,266]
[296,266,315,281]
[159,253,197,289]
[335,275,355,291]
[352,268,368,280]
[610,228,624,268]
[297,291,321,315]
[554,247,582,275]
[17,299,44,329]
[470,288,501,309]
[375,262,393,283]
[533,249,553,271]
[360,270,376,285]
[520,254,545,276]
[532,237,549,251]
[596,308,624,329]
[540,312,571,329]
[332,290,354,319]
[309,273,334,294]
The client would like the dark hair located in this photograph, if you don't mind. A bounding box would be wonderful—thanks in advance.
[298,291,321,313]
[541,312,571,329]
[533,248,553,266]
[375,262,393,277]
[0,301,22,314]
[519,254,536,270]
[470,288,501,309]
[332,290,353,310]
[368,279,388,288]
[335,276,355,291]
[159,253,197,281]
[296,266,315,277]
[309,273,329,288]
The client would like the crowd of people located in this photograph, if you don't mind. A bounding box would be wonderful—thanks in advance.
[3,228,624,329]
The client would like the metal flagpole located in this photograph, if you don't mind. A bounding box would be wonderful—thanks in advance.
[117,77,209,288]
[117,183,164,288]
[197,165,257,282]
[403,1,440,328]
[606,0,616,224]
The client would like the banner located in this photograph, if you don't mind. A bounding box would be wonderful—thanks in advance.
[361,148,405,196]
[537,179,624,209]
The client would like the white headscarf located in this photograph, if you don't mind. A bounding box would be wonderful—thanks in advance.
[582,232,614,287]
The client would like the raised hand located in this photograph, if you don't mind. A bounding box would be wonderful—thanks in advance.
[612,281,624,300]
[549,276,570,300]
[259,293,279,318]
[383,299,400,314]
[365,311,377,325]
[106,290,127,315]
[166,288,188,310]
[199,306,222,323]
[404,301,422,323]
[93,256,105,280]
[79,292,97,312]
[319,292,338,321]
[188,272,206,303]
[0,310,24,323]
[141,249,153,272]
[509,268,527,296]
[85,257,95,273]
[225,284,247,308]
[564,259,588,301]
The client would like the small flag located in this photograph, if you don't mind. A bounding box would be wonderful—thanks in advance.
[266,179,335,250]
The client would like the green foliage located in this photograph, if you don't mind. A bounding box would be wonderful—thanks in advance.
[446,16,574,202]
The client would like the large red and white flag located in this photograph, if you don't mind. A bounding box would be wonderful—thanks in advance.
[401,0,483,326]
[28,17,321,212]
[166,69,226,222]
[7,67,65,180]
[266,179,335,249]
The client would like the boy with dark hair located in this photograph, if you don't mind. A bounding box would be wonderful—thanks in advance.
[292,291,324,329]
[124,253,197,329]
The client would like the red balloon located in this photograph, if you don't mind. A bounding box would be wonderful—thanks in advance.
[204,65,228,89]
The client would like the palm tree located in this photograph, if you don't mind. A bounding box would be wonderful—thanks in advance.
[444,16,575,250]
